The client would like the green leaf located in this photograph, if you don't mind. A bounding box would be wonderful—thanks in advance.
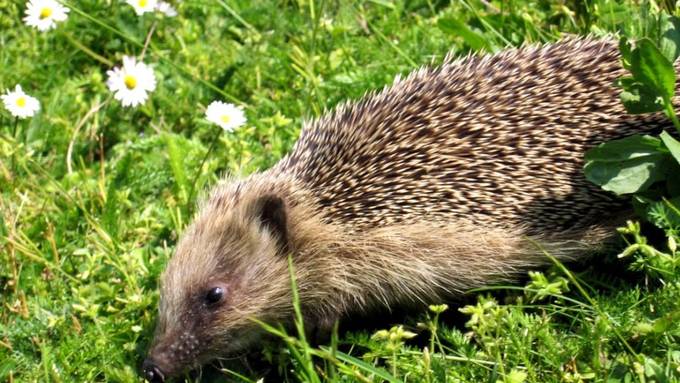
[644,197,680,230]
[437,18,489,51]
[651,309,680,333]
[584,135,664,162]
[584,135,667,194]
[164,133,189,203]
[0,359,16,380]
[659,14,680,62]
[605,361,633,383]
[643,357,669,383]
[660,131,680,165]
[630,38,676,101]
[619,37,633,71]
[325,348,403,383]
[617,77,664,114]
[498,369,527,383]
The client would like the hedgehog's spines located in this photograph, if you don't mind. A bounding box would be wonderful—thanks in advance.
[272,37,668,233]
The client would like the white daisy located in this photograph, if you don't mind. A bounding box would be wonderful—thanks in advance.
[125,0,157,15]
[1,85,40,119]
[106,56,157,107]
[23,0,69,32]
[156,1,177,17]
[205,101,246,132]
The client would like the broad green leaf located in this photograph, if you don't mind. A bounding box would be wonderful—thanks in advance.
[660,130,680,165]
[659,14,680,62]
[617,77,664,114]
[437,18,489,51]
[584,135,664,162]
[585,159,663,194]
[584,135,666,194]
[630,38,676,101]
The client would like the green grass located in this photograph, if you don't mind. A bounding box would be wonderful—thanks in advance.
[1,0,679,382]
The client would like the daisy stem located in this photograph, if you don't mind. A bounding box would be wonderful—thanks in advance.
[140,20,158,60]
[12,117,18,140]
[12,117,18,175]
[187,128,222,213]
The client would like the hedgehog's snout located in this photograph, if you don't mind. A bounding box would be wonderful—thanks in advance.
[143,330,202,381]
[142,357,166,383]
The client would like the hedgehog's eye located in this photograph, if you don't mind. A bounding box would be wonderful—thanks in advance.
[205,287,224,306]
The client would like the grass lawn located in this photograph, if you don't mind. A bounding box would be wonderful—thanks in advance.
[1,0,679,382]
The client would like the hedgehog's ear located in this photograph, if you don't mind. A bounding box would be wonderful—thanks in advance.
[253,194,289,255]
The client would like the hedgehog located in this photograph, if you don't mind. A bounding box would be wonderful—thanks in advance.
[142,38,676,381]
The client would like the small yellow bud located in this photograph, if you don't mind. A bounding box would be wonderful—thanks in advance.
[668,236,677,253]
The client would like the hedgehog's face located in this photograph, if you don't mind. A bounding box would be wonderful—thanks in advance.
[143,193,293,382]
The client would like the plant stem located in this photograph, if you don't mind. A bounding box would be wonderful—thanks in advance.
[12,117,18,174]
[392,349,397,377]
[62,32,113,66]
[187,128,222,213]
[664,101,680,135]
[12,117,18,139]
[140,20,158,60]
[216,0,259,36]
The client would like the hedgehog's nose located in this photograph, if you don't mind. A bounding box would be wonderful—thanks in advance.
[142,359,166,383]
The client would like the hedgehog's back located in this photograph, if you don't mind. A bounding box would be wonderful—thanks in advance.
[275,38,672,234]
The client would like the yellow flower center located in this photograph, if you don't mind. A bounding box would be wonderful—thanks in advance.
[220,115,231,124]
[124,75,137,90]
[39,7,53,19]
[16,97,26,108]
[138,0,148,7]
